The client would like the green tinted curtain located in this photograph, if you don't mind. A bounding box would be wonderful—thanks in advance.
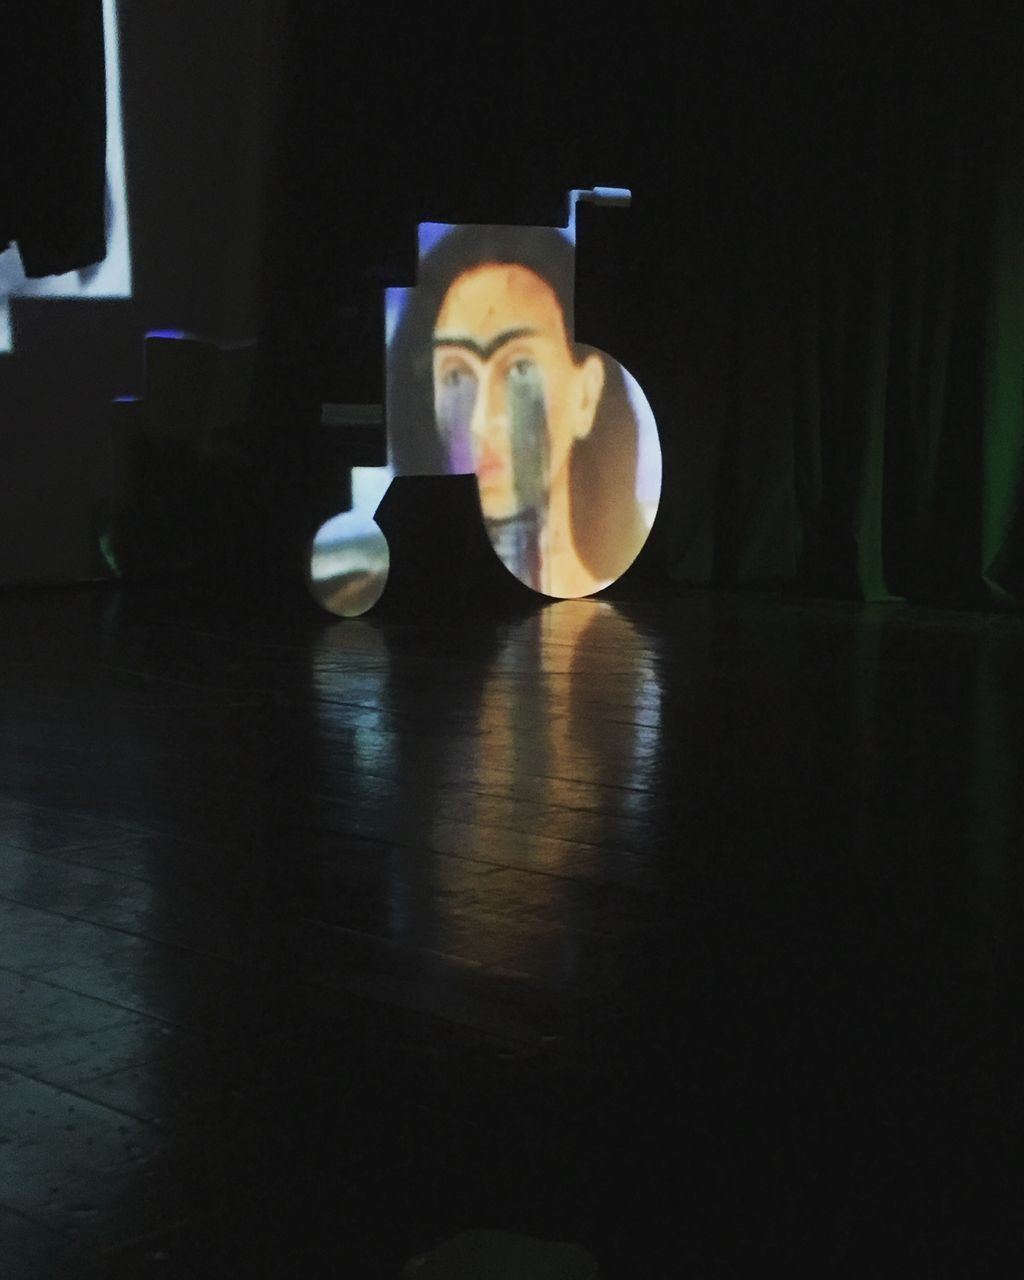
[653,7,1024,609]
[983,133,1024,601]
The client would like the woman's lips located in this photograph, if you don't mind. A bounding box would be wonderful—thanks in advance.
[476,451,505,483]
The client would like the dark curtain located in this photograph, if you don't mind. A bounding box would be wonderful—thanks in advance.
[1,0,107,276]
[253,1,1024,609]
[688,3,1024,607]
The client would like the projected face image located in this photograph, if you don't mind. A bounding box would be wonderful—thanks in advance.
[385,222,662,601]
[433,264,605,526]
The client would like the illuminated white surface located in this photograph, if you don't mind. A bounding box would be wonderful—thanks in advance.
[1,0,131,353]
[309,466,395,617]
[312,466,394,577]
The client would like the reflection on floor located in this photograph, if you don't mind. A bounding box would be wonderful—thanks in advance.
[0,584,1021,1278]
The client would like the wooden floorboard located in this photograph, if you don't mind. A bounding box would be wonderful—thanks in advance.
[0,583,1022,1277]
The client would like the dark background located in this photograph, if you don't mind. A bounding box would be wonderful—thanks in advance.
[0,0,282,584]
[3,1,1023,607]
[2,11,1024,1277]
[256,1,1024,606]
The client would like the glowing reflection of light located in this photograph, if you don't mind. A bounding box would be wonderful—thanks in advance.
[305,602,666,1003]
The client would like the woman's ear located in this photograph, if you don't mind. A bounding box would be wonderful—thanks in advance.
[574,351,606,439]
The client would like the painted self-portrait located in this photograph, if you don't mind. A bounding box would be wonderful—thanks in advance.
[387,224,661,598]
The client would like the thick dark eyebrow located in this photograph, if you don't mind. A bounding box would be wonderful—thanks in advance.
[432,327,539,362]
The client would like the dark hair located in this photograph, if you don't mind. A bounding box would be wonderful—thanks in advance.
[388,223,646,584]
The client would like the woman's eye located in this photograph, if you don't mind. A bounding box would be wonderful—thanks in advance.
[442,366,471,388]
[508,358,535,381]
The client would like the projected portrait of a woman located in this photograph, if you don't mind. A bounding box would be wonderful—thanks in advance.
[387,224,661,599]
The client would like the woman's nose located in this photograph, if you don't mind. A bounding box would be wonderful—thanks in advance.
[470,369,507,439]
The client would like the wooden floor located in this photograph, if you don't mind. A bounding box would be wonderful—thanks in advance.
[1,582,1022,1278]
